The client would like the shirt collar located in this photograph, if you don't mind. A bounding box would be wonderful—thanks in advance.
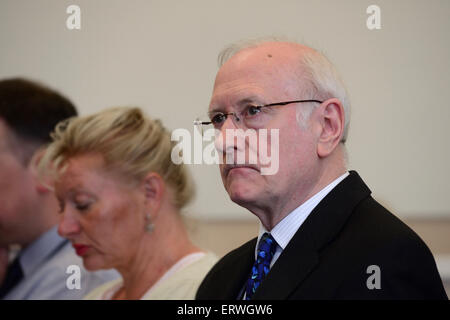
[19,226,68,276]
[256,172,350,255]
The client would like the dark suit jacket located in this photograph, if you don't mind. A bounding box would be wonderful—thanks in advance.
[196,171,448,300]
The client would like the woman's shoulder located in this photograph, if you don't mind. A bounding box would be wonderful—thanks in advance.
[142,251,219,300]
[83,278,123,300]
[176,251,219,278]
[183,251,219,271]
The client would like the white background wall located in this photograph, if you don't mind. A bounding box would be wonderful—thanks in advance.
[1,0,449,220]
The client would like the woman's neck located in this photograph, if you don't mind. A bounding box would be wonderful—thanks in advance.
[112,218,201,300]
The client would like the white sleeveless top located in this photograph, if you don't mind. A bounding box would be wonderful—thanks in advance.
[84,252,217,300]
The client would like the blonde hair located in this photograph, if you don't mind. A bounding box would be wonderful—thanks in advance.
[41,106,194,209]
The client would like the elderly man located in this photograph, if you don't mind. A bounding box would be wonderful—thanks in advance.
[0,78,118,299]
[196,39,447,300]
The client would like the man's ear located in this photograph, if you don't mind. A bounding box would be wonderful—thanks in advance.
[141,172,165,219]
[316,98,345,158]
[29,148,53,194]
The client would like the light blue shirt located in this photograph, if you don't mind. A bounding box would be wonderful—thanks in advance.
[3,227,119,300]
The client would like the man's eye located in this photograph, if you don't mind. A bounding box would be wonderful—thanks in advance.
[246,106,262,116]
[211,113,226,124]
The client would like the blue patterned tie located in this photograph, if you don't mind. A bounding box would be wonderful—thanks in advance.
[245,233,277,300]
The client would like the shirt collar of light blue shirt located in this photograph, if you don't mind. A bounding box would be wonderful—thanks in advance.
[19,226,68,276]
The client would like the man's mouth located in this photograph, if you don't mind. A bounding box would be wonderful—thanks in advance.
[224,164,260,177]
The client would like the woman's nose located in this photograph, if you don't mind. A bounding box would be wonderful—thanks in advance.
[57,211,81,239]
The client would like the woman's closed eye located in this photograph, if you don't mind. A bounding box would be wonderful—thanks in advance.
[74,201,92,211]
[72,192,95,212]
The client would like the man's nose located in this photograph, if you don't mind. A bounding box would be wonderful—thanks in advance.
[223,113,241,130]
[214,116,239,155]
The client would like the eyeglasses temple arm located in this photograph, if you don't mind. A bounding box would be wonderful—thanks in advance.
[193,120,212,125]
[262,100,323,108]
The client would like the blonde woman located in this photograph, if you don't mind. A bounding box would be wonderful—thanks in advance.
[40,107,217,300]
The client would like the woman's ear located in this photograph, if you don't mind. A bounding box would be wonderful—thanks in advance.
[316,98,345,158]
[141,172,165,218]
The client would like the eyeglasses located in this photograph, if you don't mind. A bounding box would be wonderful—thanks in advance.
[194,99,323,131]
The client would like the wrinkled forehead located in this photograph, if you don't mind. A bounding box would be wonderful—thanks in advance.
[210,43,310,109]
[54,153,137,196]
[54,154,105,187]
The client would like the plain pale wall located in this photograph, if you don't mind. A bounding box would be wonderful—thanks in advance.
[1,0,449,220]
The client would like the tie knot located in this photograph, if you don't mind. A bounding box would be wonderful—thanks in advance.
[257,233,277,261]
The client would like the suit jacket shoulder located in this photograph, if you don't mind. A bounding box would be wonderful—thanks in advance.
[196,171,448,300]
[328,195,447,299]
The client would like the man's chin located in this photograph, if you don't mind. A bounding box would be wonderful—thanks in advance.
[223,169,262,204]
[226,184,256,207]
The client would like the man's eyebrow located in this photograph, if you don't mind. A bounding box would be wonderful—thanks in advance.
[209,97,261,114]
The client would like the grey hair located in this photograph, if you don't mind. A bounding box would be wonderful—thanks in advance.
[217,36,351,143]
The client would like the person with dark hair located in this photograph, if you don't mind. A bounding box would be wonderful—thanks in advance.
[0,78,118,299]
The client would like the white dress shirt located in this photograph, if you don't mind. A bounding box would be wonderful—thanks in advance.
[256,171,350,268]
[240,172,349,299]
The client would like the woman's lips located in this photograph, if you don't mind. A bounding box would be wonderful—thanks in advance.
[73,244,90,256]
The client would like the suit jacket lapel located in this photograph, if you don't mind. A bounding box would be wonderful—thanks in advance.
[252,228,319,299]
[221,238,257,299]
[252,171,371,299]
